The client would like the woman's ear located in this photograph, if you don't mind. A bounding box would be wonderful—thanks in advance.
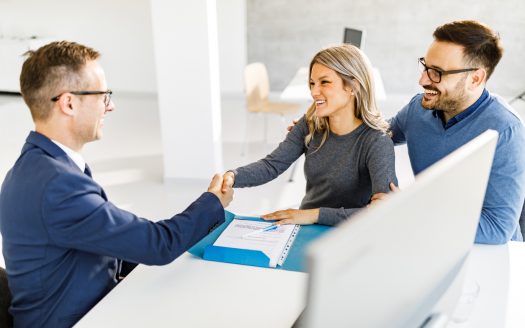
[348,79,360,96]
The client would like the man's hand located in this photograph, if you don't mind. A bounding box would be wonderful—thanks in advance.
[286,118,299,132]
[369,183,399,206]
[221,171,235,193]
[208,174,233,208]
[261,208,319,225]
[389,182,399,192]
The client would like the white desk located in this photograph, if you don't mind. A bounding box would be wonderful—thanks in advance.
[280,66,386,103]
[76,242,525,327]
[450,242,525,328]
[75,253,307,327]
[280,67,311,103]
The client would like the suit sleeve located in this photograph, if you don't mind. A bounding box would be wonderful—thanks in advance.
[41,173,224,265]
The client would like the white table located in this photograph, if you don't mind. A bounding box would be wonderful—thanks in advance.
[450,242,525,328]
[76,242,525,327]
[280,67,311,103]
[280,66,386,103]
[75,253,307,327]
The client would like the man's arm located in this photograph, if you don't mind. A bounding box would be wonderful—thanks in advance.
[42,173,229,265]
[389,105,409,145]
[476,124,525,244]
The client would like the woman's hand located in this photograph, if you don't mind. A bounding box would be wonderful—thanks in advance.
[261,208,320,225]
[221,171,235,193]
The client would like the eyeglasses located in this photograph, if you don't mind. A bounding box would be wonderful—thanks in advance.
[51,90,113,107]
[418,58,478,83]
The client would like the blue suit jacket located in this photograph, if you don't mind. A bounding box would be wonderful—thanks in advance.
[0,131,225,327]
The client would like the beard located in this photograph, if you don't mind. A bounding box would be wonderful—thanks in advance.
[421,75,469,115]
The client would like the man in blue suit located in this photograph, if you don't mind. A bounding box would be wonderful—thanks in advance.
[0,41,233,328]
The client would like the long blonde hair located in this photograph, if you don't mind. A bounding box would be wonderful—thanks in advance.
[305,44,390,150]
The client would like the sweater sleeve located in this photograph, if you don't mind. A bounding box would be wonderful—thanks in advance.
[317,207,362,226]
[317,132,398,226]
[366,132,398,194]
[233,116,308,187]
[475,124,525,244]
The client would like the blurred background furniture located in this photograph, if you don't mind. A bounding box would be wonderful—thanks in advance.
[242,62,301,155]
[0,266,13,328]
[510,90,525,239]
[343,26,365,49]
[509,90,525,105]
[517,180,525,239]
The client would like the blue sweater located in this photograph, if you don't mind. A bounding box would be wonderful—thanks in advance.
[390,90,525,244]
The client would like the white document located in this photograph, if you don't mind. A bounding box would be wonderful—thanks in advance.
[213,219,300,267]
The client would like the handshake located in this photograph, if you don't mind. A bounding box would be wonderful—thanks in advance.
[206,171,236,208]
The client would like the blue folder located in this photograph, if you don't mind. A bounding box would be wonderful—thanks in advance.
[188,210,332,272]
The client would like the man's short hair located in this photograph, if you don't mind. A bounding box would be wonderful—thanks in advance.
[20,41,100,122]
[433,20,503,81]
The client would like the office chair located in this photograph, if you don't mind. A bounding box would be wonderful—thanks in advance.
[0,267,13,328]
[511,91,525,240]
[509,90,525,105]
[519,200,525,241]
[242,62,301,155]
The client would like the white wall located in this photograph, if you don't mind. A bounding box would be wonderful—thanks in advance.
[0,0,157,94]
[0,0,246,97]
[151,0,223,180]
[247,0,525,97]
[217,0,246,97]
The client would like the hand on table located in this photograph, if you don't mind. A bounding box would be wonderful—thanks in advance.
[261,208,319,225]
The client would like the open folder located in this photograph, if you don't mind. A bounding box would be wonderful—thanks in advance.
[189,211,332,271]
[204,218,300,268]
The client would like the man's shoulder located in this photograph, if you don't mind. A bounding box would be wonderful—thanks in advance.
[484,93,523,124]
[470,93,524,135]
[393,94,431,120]
[5,145,83,194]
[16,145,65,174]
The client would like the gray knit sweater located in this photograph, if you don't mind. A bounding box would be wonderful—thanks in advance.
[233,116,398,225]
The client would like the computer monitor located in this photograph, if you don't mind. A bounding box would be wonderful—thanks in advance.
[302,130,498,328]
[343,27,365,49]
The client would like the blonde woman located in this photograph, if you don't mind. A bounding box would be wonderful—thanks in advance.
[223,44,397,226]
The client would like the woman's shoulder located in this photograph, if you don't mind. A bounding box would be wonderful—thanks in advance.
[360,124,390,138]
[359,125,394,147]
[291,115,309,134]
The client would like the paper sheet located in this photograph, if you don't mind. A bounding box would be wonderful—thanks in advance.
[213,219,299,267]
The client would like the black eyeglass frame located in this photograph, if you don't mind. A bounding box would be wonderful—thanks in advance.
[51,90,113,107]
[418,58,478,83]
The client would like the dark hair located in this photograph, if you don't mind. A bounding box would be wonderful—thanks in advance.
[433,20,503,80]
[20,41,100,121]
